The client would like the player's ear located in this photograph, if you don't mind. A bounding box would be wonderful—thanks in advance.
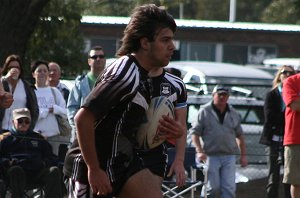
[140,37,150,51]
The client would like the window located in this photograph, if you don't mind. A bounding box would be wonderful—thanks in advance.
[181,42,216,61]
[223,44,248,65]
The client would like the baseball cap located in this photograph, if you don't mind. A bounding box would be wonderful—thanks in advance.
[12,108,31,121]
[212,85,230,94]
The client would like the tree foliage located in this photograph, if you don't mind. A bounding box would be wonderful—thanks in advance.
[25,0,87,77]
[261,0,300,24]
[2,0,300,79]
[0,0,49,69]
[237,0,273,22]
[83,0,137,16]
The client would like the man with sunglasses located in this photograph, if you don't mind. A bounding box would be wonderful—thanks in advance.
[191,85,248,198]
[67,46,106,142]
[0,108,62,197]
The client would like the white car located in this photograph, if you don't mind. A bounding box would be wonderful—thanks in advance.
[263,58,300,71]
[166,61,273,98]
[60,79,75,90]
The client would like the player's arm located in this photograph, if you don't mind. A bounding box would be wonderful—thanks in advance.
[75,108,112,195]
[167,107,187,187]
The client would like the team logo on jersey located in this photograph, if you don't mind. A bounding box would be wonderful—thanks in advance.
[160,83,171,96]
[31,140,39,147]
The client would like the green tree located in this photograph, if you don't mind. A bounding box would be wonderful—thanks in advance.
[25,0,87,78]
[83,0,137,16]
[0,0,50,68]
[237,0,273,22]
[261,0,300,24]
[194,0,229,21]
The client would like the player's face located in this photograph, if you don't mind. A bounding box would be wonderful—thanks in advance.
[149,28,175,67]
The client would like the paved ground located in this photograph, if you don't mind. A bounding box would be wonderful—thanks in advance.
[236,177,285,198]
[180,176,285,198]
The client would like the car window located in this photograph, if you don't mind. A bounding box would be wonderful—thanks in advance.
[234,106,264,124]
[190,75,201,83]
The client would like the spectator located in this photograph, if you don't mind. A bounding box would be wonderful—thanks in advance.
[31,60,69,155]
[282,70,300,198]
[0,54,39,132]
[64,4,183,198]
[260,65,295,198]
[191,85,248,198]
[67,45,106,142]
[0,108,62,198]
[48,62,70,104]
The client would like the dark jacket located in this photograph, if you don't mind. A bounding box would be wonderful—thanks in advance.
[259,87,285,145]
[0,78,39,132]
[0,129,58,172]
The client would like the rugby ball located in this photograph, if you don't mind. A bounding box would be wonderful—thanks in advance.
[137,96,175,149]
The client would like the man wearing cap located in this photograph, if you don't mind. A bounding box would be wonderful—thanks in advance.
[190,85,248,198]
[0,108,62,198]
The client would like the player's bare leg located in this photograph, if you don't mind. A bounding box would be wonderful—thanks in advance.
[118,168,163,198]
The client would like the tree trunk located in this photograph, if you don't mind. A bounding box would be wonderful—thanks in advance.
[0,0,50,66]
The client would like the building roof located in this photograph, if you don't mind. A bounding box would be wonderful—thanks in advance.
[81,15,300,32]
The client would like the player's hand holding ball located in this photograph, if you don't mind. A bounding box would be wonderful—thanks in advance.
[158,114,184,139]
[137,96,176,149]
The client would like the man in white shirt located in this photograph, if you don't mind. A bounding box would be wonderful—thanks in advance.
[48,62,70,104]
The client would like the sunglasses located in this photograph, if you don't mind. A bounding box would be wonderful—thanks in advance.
[17,118,31,125]
[89,55,105,60]
[280,70,295,76]
[216,92,229,96]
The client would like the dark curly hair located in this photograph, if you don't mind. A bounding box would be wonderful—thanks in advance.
[117,4,176,57]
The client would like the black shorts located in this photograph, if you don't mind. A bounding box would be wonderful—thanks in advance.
[109,152,144,195]
[64,147,144,196]
[138,144,168,177]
